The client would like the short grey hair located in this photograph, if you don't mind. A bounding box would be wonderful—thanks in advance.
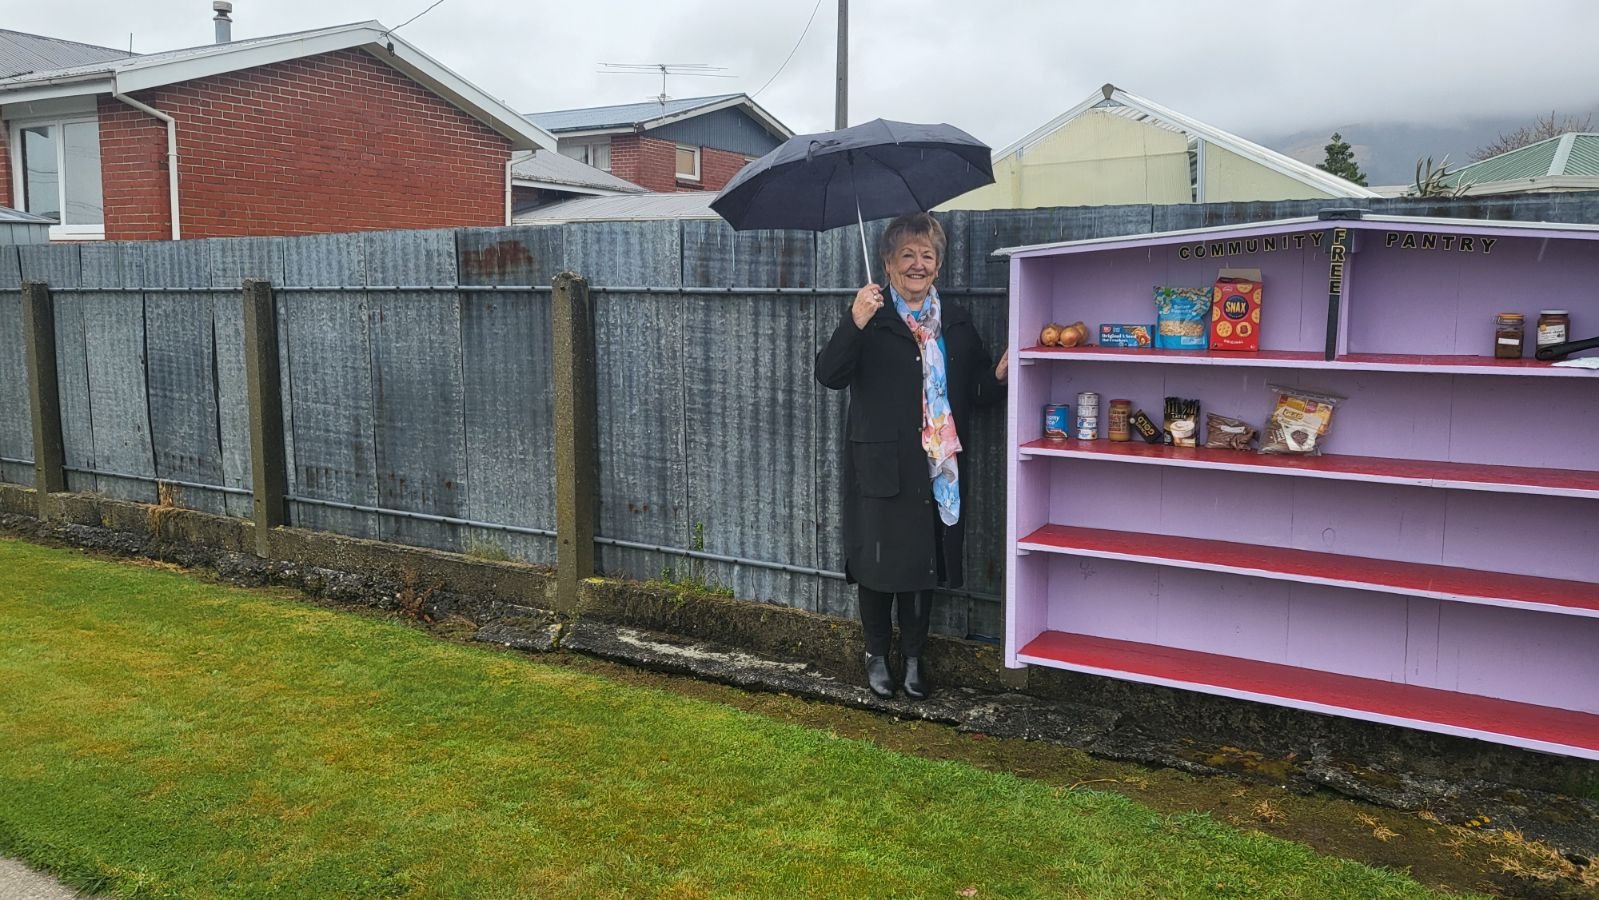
[878,212,946,266]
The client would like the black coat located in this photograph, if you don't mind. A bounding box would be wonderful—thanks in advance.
[815,297,1005,592]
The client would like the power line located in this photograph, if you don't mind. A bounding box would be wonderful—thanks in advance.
[386,0,450,38]
[753,0,825,99]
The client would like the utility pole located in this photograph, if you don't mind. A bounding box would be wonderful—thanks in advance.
[835,0,848,128]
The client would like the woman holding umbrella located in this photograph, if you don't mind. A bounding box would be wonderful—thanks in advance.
[815,212,1007,700]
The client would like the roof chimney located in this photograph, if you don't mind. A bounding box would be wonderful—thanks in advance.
[213,1,233,43]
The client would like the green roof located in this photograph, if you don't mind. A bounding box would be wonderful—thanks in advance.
[1445,133,1599,186]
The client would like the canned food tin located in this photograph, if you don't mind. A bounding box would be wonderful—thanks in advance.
[1043,403,1071,441]
[1075,391,1099,413]
[1075,422,1098,440]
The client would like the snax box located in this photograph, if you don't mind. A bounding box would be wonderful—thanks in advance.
[1211,268,1262,352]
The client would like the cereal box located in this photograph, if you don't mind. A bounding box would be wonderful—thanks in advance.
[1211,268,1262,352]
[1098,324,1154,348]
[1153,287,1211,350]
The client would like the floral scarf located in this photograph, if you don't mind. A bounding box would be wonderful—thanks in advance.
[890,286,961,526]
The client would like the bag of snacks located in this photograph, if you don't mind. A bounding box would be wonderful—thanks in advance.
[1260,385,1344,455]
[1154,286,1211,350]
[1203,413,1256,450]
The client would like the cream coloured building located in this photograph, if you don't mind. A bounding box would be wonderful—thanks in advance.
[942,84,1378,210]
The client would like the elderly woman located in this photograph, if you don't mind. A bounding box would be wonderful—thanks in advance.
[815,212,1007,700]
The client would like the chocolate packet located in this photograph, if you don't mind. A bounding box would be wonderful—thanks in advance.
[1204,413,1256,450]
[1129,409,1162,444]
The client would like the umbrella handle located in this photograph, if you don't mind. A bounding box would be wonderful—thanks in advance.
[857,200,872,286]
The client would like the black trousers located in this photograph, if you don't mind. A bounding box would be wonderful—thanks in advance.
[858,586,933,658]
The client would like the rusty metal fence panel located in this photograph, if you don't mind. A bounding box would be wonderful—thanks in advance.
[8,194,1599,642]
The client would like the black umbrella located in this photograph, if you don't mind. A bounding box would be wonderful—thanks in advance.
[710,118,994,278]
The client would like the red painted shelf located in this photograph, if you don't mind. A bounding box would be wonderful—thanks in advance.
[1019,439,1599,499]
[1017,524,1599,617]
[1019,345,1596,377]
[1019,345,1324,367]
[1016,631,1599,758]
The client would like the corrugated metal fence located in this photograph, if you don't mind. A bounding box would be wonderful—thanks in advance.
[4,192,1599,641]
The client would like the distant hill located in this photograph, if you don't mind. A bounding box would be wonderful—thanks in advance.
[1263,106,1599,188]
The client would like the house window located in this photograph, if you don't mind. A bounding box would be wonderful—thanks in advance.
[559,139,610,172]
[11,118,105,237]
[675,145,700,181]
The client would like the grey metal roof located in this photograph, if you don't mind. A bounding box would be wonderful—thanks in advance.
[526,94,743,132]
[513,191,719,224]
[0,22,368,86]
[511,150,646,194]
[0,29,132,79]
[0,205,53,223]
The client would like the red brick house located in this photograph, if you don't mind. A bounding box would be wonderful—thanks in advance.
[525,94,791,194]
[0,22,555,241]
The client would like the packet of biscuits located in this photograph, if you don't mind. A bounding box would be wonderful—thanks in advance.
[1260,384,1343,455]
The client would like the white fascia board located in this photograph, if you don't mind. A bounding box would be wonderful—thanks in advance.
[112,24,382,92]
[0,76,115,105]
[510,178,627,196]
[638,94,793,140]
[545,127,629,140]
[98,22,553,151]
[366,43,555,150]
[991,90,1105,160]
[1116,88,1380,198]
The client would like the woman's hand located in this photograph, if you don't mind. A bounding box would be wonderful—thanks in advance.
[994,350,1009,383]
[852,283,884,330]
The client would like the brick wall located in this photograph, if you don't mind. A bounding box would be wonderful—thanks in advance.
[608,134,751,194]
[698,146,749,192]
[96,47,512,240]
[0,123,11,208]
[608,134,678,193]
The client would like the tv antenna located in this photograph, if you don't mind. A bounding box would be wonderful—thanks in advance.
[599,62,736,105]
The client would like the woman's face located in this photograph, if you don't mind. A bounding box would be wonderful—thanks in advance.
[884,236,940,302]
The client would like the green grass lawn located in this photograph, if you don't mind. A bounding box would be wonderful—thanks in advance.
[0,538,1448,899]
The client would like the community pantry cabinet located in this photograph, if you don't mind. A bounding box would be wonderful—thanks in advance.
[999,214,1599,759]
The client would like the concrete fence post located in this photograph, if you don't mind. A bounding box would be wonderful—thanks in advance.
[551,271,597,611]
[241,279,287,558]
[20,282,65,518]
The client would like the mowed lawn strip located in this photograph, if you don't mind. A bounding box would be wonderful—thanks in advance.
[0,539,1445,899]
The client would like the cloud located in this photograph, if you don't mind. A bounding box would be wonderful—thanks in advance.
[6,0,1597,149]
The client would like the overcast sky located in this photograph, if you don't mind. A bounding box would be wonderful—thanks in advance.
[5,0,1597,149]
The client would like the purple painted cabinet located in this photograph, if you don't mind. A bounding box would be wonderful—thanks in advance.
[999,214,1599,759]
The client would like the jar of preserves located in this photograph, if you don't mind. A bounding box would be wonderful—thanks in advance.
[1107,399,1132,441]
[1537,310,1570,351]
[1494,313,1524,359]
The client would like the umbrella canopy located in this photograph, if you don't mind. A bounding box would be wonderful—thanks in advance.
[710,119,994,233]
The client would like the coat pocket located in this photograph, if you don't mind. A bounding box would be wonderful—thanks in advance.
[851,440,900,498]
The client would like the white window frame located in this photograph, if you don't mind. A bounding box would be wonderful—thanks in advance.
[675,144,700,182]
[7,113,106,240]
[559,137,611,172]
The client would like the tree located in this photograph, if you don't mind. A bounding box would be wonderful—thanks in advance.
[1317,133,1367,186]
[1472,111,1594,161]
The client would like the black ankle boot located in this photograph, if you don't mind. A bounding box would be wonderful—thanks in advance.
[902,657,929,700]
[864,653,895,699]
